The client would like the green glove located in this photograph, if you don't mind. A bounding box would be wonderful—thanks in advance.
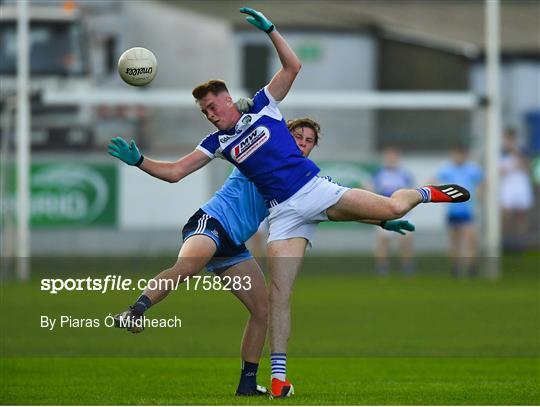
[235,97,254,113]
[381,220,415,235]
[240,7,274,33]
[108,137,143,166]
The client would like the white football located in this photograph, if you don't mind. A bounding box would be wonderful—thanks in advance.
[117,47,157,86]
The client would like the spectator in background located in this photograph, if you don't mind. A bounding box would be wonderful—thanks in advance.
[436,146,483,277]
[500,128,534,252]
[373,147,415,275]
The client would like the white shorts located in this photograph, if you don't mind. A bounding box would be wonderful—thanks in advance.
[500,173,534,210]
[267,176,350,247]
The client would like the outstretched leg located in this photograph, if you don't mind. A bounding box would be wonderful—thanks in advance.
[326,188,422,221]
[143,235,216,306]
[113,235,216,332]
[327,184,470,222]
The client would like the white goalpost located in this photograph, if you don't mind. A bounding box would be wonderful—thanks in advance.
[15,0,30,281]
[484,0,502,261]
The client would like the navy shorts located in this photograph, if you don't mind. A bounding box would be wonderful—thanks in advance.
[181,209,252,274]
[447,212,474,226]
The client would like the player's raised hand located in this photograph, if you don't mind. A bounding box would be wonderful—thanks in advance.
[108,137,144,166]
[381,220,416,235]
[240,7,274,33]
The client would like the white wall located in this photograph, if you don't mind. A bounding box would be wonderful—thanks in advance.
[118,157,211,229]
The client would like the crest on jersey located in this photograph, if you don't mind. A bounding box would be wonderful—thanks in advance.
[231,126,270,163]
[235,114,253,134]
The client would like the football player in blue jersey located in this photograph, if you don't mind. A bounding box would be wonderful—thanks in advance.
[435,146,484,277]
[373,147,416,276]
[109,7,470,398]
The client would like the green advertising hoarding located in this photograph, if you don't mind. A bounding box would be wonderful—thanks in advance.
[317,160,379,229]
[317,161,378,189]
[3,162,117,227]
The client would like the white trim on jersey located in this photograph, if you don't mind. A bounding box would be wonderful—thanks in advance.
[263,85,279,106]
[260,86,282,121]
[196,145,214,159]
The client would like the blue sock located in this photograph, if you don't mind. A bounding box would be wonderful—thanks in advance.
[416,187,431,203]
[132,294,152,315]
[271,353,286,381]
[237,361,258,392]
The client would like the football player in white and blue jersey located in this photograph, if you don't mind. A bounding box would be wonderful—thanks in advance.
[110,113,415,396]
[108,7,471,398]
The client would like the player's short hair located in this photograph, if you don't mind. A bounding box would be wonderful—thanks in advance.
[287,117,321,145]
[192,80,229,101]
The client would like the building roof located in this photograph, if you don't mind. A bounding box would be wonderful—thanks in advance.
[165,0,540,55]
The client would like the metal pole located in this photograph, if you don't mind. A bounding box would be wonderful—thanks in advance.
[0,96,16,277]
[485,0,502,273]
[16,0,30,280]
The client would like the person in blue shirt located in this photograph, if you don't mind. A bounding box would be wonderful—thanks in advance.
[373,147,416,276]
[436,146,484,277]
[108,7,469,398]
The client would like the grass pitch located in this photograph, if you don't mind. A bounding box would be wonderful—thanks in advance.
[1,255,539,404]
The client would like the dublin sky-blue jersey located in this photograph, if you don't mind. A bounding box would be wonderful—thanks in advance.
[196,86,320,206]
[437,161,484,216]
[201,168,269,246]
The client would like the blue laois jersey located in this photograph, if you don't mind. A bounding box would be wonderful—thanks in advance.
[197,86,320,205]
[437,161,484,216]
[373,166,414,197]
[201,168,269,246]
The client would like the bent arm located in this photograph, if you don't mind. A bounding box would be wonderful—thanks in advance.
[266,30,302,102]
[139,149,211,183]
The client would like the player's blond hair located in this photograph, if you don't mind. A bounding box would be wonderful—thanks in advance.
[287,117,321,145]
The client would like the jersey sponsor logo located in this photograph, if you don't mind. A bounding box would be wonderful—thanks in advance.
[219,134,235,143]
[231,126,270,163]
